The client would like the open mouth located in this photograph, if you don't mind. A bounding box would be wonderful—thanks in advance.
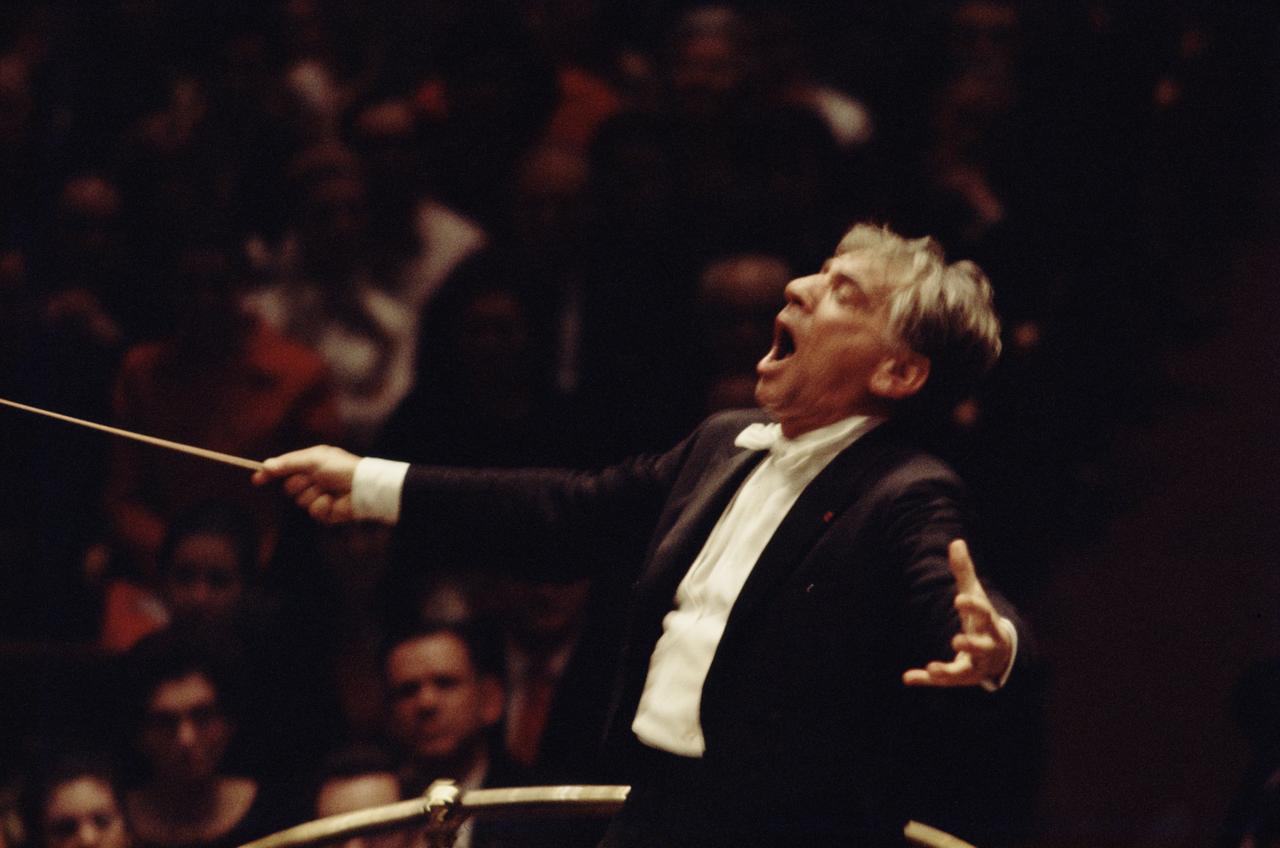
[773,325,796,360]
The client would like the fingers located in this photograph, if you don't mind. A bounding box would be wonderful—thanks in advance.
[905,541,1014,689]
[955,592,999,634]
[952,632,996,654]
[947,539,982,596]
[256,446,332,480]
[301,492,354,524]
[903,653,980,687]
[267,470,358,525]
[295,483,326,510]
[284,474,313,497]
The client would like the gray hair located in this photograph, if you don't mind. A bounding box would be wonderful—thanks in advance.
[837,223,1002,412]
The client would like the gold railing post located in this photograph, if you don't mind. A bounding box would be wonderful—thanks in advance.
[420,780,462,848]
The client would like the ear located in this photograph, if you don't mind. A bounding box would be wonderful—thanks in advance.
[479,676,505,728]
[870,351,930,400]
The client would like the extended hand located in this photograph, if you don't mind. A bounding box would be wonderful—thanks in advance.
[252,445,362,524]
[902,539,1014,688]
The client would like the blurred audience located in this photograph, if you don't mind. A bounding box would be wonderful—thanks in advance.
[104,241,340,582]
[1,1,1275,843]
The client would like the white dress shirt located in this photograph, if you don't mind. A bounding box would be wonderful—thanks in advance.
[630,415,883,755]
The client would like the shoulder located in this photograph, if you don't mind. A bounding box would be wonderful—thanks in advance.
[691,408,772,443]
[852,425,970,511]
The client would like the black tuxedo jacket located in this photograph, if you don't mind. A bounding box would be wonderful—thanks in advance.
[398,409,1027,844]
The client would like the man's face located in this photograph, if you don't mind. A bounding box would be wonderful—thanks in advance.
[138,672,232,784]
[755,251,902,437]
[385,634,503,770]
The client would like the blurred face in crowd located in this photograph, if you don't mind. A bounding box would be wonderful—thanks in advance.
[161,532,246,624]
[385,633,503,774]
[57,176,124,274]
[174,247,253,349]
[669,25,747,120]
[42,777,129,848]
[756,251,919,437]
[138,672,232,785]
[301,174,370,277]
[949,0,1020,74]
[315,773,411,848]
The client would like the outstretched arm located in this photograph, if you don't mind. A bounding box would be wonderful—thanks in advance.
[902,539,1016,688]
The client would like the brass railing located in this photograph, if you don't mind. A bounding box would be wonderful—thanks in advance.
[239,782,975,848]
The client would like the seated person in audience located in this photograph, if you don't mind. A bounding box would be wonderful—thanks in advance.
[383,622,572,848]
[23,754,131,848]
[312,744,414,848]
[381,623,509,796]
[120,631,288,848]
[485,576,622,785]
[155,505,257,630]
[100,504,260,651]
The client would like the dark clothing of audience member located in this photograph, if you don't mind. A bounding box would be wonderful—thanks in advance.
[118,630,296,848]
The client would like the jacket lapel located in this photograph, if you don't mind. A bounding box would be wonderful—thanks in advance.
[634,446,766,600]
[716,424,904,648]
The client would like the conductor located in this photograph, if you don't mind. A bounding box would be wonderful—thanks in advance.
[256,223,1024,847]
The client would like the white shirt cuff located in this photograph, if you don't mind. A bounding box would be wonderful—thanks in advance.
[980,617,1019,692]
[352,457,410,524]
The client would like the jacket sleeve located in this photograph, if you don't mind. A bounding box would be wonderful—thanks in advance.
[393,431,696,581]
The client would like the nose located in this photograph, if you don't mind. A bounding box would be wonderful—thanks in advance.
[176,716,199,747]
[188,581,213,604]
[76,821,102,848]
[415,685,440,713]
[783,273,821,308]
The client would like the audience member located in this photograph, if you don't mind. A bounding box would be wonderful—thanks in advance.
[378,267,586,470]
[312,744,412,848]
[22,754,131,848]
[244,144,431,448]
[97,503,259,654]
[120,631,289,848]
[382,620,592,847]
[484,575,625,792]
[380,623,509,796]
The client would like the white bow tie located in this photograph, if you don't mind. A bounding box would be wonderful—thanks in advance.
[734,422,782,451]
[734,422,818,475]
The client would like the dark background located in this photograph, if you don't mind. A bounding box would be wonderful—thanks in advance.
[1,2,1278,845]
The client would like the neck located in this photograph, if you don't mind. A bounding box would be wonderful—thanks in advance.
[418,740,490,786]
[144,775,221,818]
[775,404,892,440]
